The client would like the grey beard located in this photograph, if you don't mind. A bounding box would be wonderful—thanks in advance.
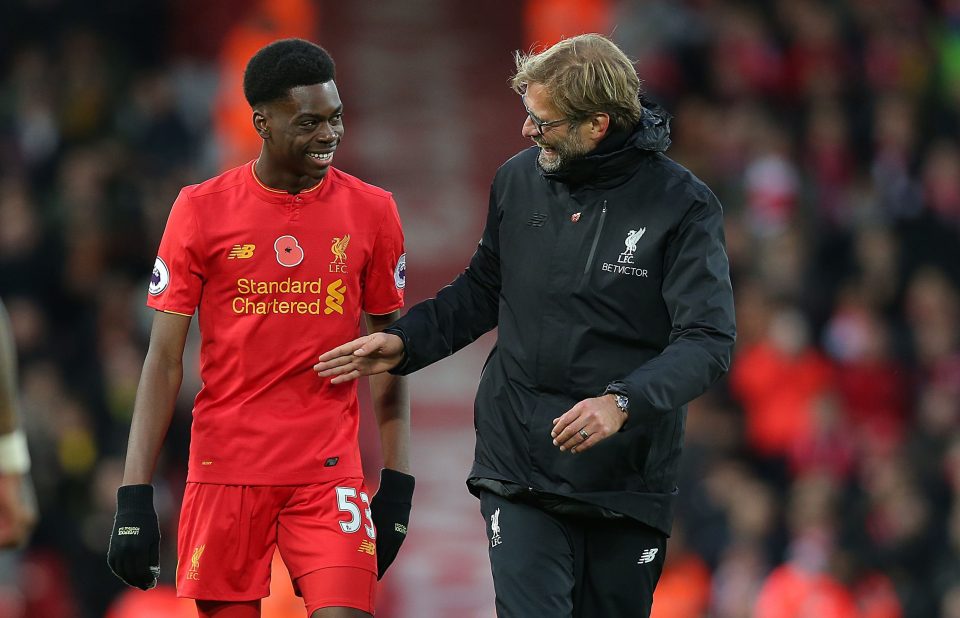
[535,129,588,173]
[537,146,589,174]
[537,149,566,173]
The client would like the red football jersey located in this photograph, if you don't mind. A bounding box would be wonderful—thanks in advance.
[147,161,406,484]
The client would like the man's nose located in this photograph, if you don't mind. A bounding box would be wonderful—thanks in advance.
[521,115,539,138]
[316,122,338,141]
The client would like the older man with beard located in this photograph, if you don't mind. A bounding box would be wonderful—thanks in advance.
[316,33,736,618]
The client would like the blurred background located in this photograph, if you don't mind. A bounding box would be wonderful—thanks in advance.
[2,0,960,616]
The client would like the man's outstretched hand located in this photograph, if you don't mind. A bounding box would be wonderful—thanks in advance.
[314,332,405,384]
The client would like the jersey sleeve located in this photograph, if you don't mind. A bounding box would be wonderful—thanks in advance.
[146,189,205,315]
[362,196,405,315]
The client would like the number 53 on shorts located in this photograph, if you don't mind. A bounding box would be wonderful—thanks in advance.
[335,486,375,541]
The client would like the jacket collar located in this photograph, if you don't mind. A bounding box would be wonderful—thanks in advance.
[541,99,672,188]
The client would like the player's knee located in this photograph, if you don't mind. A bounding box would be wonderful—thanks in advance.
[299,566,375,616]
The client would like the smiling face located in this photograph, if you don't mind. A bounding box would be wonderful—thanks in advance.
[254,81,343,191]
[520,82,592,173]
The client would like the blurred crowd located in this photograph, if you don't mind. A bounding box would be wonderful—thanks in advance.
[626,1,960,617]
[1,0,959,617]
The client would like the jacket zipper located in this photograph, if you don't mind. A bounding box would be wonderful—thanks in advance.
[583,200,608,274]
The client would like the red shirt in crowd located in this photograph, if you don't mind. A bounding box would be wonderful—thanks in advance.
[730,341,834,458]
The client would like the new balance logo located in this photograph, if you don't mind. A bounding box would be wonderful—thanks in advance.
[358,539,376,555]
[227,244,256,259]
[118,527,140,536]
[394,523,408,535]
[526,213,547,227]
[637,548,659,564]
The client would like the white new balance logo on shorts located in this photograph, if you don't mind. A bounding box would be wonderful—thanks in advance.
[637,548,658,564]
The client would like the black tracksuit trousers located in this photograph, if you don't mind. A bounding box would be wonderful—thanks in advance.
[479,491,668,618]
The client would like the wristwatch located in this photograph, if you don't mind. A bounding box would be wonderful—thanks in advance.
[612,394,629,416]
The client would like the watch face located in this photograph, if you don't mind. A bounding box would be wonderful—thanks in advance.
[615,395,629,412]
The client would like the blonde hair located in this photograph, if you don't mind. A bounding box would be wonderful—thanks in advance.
[511,34,643,132]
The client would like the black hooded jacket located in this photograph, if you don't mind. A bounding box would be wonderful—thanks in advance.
[387,103,736,534]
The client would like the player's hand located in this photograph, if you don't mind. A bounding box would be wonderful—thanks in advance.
[107,484,161,590]
[314,332,405,384]
[370,468,415,579]
[551,395,627,454]
[0,473,37,548]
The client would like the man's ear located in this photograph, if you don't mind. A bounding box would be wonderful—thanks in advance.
[588,113,611,141]
[253,108,269,140]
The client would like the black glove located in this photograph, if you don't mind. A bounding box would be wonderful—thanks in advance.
[107,484,161,590]
[370,468,415,579]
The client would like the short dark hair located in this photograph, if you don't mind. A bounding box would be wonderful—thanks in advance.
[243,38,336,107]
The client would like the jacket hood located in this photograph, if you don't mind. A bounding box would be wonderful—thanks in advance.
[542,98,672,187]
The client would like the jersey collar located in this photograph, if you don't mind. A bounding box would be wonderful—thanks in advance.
[245,160,329,204]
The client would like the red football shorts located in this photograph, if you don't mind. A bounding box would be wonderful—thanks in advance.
[176,479,377,614]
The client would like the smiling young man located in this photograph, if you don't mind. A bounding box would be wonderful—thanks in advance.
[107,39,414,618]
[315,34,736,617]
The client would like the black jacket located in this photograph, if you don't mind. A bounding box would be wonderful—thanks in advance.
[388,104,736,534]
